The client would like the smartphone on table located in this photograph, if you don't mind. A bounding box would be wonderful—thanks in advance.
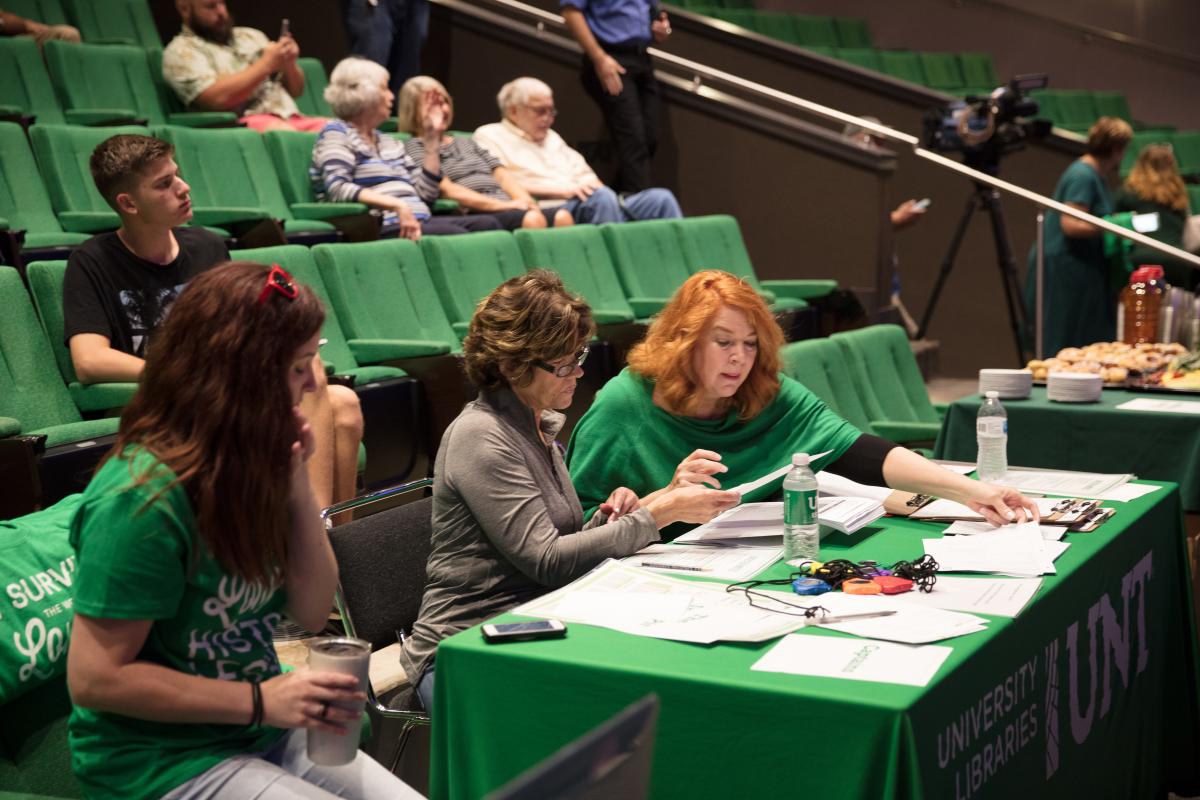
[482,619,568,643]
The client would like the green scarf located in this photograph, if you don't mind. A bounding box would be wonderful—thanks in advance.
[566,369,862,535]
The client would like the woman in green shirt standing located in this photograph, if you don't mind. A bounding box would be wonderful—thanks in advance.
[1113,143,1196,291]
[568,270,1038,532]
[65,262,419,800]
[1023,117,1133,354]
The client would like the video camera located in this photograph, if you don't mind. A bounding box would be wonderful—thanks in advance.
[922,74,1053,175]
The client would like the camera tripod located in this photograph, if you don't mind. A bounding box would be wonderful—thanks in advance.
[915,181,1030,364]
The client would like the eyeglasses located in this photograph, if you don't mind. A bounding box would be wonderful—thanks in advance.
[526,104,558,118]
[532,345,589,378]
[256,264,298,307]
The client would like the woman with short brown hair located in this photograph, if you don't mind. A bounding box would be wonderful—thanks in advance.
[400,270,736,711]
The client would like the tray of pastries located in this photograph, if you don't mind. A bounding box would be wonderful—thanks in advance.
[1026,342,1189,387]
[1126,349,1200,393]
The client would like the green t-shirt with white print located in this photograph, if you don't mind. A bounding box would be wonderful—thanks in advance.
[68,448,287,800]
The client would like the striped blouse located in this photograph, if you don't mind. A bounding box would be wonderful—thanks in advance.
[310,120,441,219]
[404,136,509,201]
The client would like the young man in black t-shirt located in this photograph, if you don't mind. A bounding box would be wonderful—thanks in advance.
[64,134,363,513]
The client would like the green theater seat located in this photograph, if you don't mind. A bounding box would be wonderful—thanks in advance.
[29,123,142,234]
[26,260,137,412]
[515,226,639,324]
[0,37,65,125]
[600,219,695,317]
[0,122,89,253]
[312,240,458,363]
[263,130,368,221]
[419,231,528,339]
[780,336,876,435]
[62,0,161,50]
[295,58,334,118]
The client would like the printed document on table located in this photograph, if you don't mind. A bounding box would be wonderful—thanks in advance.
[512,559,809,644]
[730,450,832,496]
[1116,397,1200,415]
[675,497,882,546]
[749,588,989,644]
[943,520,1067,540]
[1096,482,1160,502]
[911,496,1060,522]
[623,543,781,581]
[752,634,953,687]
[890,575,1042,618]
[923,522,1066,577]
[991,468,1132,498]
[932,461,978,475]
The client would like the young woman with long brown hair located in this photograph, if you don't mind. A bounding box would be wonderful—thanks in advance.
[64,261,418,799]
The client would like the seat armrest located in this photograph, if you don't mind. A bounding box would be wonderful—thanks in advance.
[0,416,21,437]
[290,202,370,220]
[190,207,272,227]
[69,382,138,412]
[626,297,669,317]
[348,338,451,362]
[591,308,636,324]
[451,321,470,339]
[760,279,838,300]
[432,199,461,214]
[64,108,147,126]
[870,420,943,444]
[58,211,121,233]
[166,111,241,127]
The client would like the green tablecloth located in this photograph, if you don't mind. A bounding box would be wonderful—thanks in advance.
[429,484,1200,800]
[934,387,1200,511]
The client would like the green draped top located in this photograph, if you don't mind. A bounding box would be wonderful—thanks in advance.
[565,369,863,536]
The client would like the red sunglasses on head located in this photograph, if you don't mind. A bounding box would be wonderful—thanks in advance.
[257,264,298,307]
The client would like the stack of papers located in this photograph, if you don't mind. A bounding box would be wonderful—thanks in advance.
[923,522,1069,577]
[675,498,884,547]
[513,559,810,644]
[622,543,781,581]
[890,575,1042,618]
[993,468,1132,498]
[910,496,1061,522]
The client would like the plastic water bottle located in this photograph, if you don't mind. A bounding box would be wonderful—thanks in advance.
[976,391,1008,482]
[783,453,820,566]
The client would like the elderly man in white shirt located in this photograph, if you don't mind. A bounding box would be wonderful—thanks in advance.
[474,76,681,224]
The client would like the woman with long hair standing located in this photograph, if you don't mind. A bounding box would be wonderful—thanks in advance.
[1114,143,1197,291]
[65,262,419,799]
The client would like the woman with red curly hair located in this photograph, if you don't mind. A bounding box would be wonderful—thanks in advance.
[567,270,1038,535]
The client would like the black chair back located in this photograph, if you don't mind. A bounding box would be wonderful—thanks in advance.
[327,495,433,652]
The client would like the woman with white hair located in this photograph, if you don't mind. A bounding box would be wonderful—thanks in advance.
[311,57,502,239]
[399,76,573,230]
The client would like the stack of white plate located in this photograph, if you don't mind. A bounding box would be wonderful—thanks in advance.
[978,368,1033,399]
[1047,372,1103,403]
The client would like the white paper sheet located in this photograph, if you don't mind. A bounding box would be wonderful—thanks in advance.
[1116,397,1200,415]
[1095,482,1161,502]
[513,559,809,644]
[816,471,892,503]
[890,576,1042,617]
[623,543,781,581]
[911,497,1059,522]
[751,634,952,687]
[943,520,1066,541]
[923,522,1064,576]
[730,450,832,496]
[991,468,1132,498]
[933,462,978,475]
[748,589,989,644]
[675,497,882,547]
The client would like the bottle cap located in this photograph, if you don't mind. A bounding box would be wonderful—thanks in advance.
[985,390,999,399]
[792,453,809,467]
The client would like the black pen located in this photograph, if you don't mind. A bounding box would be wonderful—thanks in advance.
[640,562,710,572]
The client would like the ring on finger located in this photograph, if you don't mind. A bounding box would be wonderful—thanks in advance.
[319,701,330,720]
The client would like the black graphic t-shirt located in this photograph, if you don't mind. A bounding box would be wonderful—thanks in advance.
[63,228,229,358]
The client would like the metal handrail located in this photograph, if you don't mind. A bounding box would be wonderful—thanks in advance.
[443,0,1200,358]
[961,0,1200,71]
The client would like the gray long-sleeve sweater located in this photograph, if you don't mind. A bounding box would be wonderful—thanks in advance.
[399,386,659,683]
